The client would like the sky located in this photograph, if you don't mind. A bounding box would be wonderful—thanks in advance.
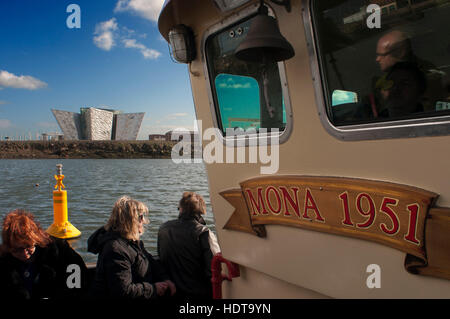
[0,0,196,140]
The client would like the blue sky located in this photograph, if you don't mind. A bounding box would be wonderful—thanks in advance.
[0,0,195,139]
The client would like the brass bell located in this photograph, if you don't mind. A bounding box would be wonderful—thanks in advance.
[235,5,294,63]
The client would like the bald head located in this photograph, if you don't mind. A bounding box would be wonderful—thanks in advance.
[376,30,412,72]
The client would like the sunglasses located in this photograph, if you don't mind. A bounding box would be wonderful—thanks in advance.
[376,46,401,57]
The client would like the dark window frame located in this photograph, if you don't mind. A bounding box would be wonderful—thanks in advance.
[201,3,293,146]
[302,0,450,141]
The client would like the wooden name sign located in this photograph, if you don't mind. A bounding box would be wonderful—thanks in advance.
[220,176,450,280]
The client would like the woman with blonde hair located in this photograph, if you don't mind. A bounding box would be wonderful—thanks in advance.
[88,196,175,299]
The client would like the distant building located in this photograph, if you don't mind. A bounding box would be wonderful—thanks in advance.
[52,107,144,141]
[148,134,167,141]
[41,132,64,141]
[165,130,199,142]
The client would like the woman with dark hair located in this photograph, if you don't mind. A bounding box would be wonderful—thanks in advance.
[158,192,221,299]
[87,196,176,299]
[0,209,87,299]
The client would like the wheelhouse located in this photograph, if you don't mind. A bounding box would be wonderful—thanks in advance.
[159,0,450,298]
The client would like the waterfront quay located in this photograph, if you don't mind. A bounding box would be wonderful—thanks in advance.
[0,140,178,159]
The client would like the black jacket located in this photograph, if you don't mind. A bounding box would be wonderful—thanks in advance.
[157,214,220,299]
[87,227,169,299]
[0,238,88,300]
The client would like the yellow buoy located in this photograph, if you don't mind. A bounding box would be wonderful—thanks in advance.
[46,164,81,239]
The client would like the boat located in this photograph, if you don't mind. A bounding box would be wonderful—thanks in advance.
[157,0,450,298]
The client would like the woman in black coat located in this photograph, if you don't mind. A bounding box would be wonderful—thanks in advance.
[0,209,88,299]
[87,196,176,299]
[158,192,220,299]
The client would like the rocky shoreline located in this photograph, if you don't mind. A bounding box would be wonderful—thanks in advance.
[0,141,178,159]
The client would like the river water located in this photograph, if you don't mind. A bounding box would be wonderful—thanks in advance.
[0,159,214,263]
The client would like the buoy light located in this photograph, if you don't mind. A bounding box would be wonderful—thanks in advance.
[46,164,81,239]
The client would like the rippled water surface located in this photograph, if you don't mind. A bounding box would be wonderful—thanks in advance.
[0,159,213,263]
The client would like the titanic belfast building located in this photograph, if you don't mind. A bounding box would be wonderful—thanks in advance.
[52,107,144,140]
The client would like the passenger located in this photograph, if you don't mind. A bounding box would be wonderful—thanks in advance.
[87,196,175,299]
[158,192,220,300]
[335,30,444,123]
[380,61,427,118]
[373,30,443,114]
[375,30,416,73]
[0,209,88,299]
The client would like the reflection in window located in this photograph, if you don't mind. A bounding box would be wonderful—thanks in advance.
[332,89,358,106]
[312,0,450,126]
[215,74,261,129]
[206,15,287,136]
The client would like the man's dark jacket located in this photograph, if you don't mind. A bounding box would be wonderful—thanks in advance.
[87,227,169,299]
[0,238,88,300]
[158,214,219,299]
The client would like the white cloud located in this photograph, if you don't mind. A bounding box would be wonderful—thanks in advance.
[332,90,358,105]
[114,0,165,22]
[141,124,194,137]
[139,114,195,138]
[93,18,161,59]
[99,105,118,110]
[167,112,188,118]
[218,82,251,89]
[93,18,118,51]
[163,112,195,122]
[0,70,47,90]
[122,38,161,59]
[0,119,12,129]
[333,91,350,102]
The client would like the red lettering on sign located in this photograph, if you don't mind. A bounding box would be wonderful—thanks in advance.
[339,191,354,226]
[356,193,376,229]
[246,188,268,216]
[266,186,282,215]
[279,186,299,217]
[379,197,400,235]
[242,184,426,249]
[405,204,420,245]
[303,188,325,222]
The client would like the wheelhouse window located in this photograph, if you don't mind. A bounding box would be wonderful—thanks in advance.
[311,0,450,127]
[205,15,288,137]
